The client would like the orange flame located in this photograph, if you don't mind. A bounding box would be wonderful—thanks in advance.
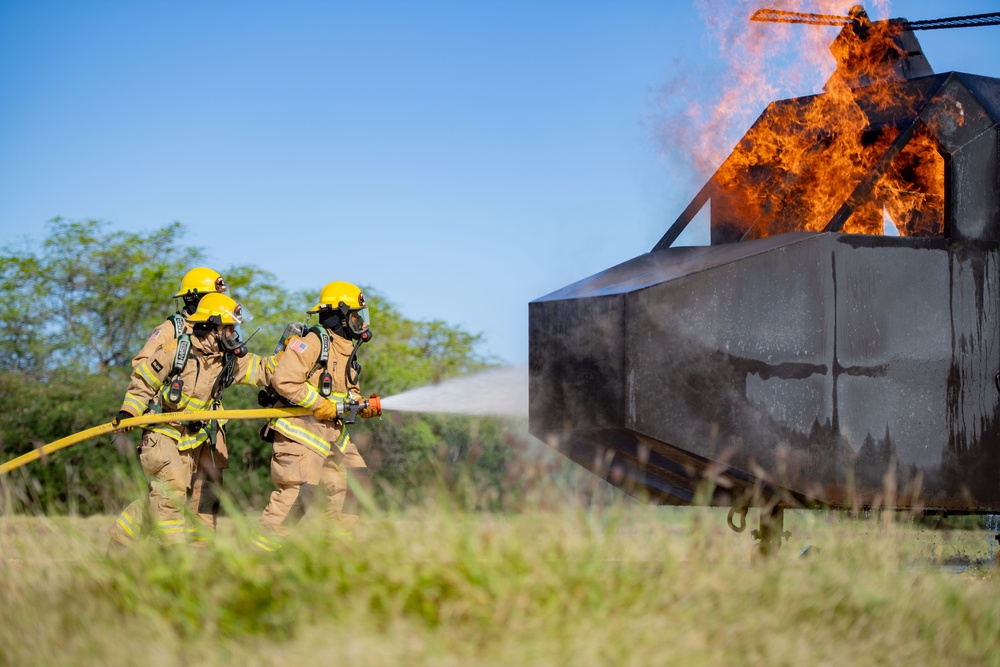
[668,1,946,242]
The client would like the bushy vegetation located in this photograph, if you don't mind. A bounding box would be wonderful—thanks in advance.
[0,218,519,514]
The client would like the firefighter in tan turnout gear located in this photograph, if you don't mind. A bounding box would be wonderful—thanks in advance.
[110,267,232,547]
[110,292,276,544]
[252,281,381,552]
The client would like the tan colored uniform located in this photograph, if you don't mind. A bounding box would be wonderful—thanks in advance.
[132,316,183,368]
[111,316,233,545]
[252,328,368,551]
[111,331,275,544]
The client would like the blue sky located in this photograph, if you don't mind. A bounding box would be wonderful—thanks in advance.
[1,1,998,364]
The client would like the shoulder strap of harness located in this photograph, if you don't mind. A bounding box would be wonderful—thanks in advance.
[165,333,191,403]
[308,325,329,366]
[308,325,333,397]
[171,334,191,377]
[170,313,185,338]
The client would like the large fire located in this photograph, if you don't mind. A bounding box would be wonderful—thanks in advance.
[678,1,946,242]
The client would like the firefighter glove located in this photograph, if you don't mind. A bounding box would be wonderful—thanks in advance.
[313,399,339,421]
[359,394,381,419]
[112,411,135,433]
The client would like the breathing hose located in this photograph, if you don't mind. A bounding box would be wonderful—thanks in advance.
[0,407,312,476]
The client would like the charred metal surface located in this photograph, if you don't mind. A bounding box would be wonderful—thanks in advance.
[530,69,1000,512]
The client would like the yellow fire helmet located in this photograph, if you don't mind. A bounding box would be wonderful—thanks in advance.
[308,280,370,336]
[308,281,365,313]
[186,292,250,326]
[174,267,228,298]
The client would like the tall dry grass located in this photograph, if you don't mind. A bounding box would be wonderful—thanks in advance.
[1,500,998,667]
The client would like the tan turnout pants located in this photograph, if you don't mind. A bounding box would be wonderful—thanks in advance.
[108,429,228,546]
[188,432,228,543]
[252,432,366,551]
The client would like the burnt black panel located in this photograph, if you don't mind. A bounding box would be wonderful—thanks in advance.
[532,234,1000,510]
[529,294,625,433]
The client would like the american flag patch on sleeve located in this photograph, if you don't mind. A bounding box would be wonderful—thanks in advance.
[291,340,308,354]
[149,330,161,340]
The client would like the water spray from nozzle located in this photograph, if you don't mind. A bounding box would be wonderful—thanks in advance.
[379,366,528,418]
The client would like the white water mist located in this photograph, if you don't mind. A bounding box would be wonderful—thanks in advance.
[380,366,528,418]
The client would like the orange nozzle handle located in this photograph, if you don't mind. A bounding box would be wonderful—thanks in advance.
[367,394,382,416]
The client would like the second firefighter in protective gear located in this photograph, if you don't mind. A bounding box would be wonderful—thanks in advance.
[253,281,380,552]
[110,267,231,547]
[110,292,276,545]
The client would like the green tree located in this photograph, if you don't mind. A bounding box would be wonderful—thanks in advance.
[0,218,202,375]
[0,252,49,375]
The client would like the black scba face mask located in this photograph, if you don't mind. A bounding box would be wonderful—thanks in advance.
[192,323,247,357]
[318,310,372,342]
[349,310,373,342]
[318,302,373,343]
[220,326,248,357]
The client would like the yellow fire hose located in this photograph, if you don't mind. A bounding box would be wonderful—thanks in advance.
[0,407,312,476]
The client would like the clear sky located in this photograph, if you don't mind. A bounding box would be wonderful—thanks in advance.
[1,0,998,364]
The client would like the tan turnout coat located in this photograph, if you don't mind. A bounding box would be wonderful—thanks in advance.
[132,315,190,369]
[119,331,275,450]
[267,329,361,458]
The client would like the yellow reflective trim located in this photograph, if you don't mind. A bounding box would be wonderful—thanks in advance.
[266,355,278,373]
[299,385,321,409]
[175,431,208,451]
[137,363,163,390]
[148,423,181,440]
[186,394,210,409]
[271,418,331,457]
[335,428,349,454]
[116,511,137,538]
[330,391,348,401]
[121,394,145,415]
[251,529,283,552]
[147,423,209,451]
[151,520,185,535]
[159,386,210,411]
[242,355,260,385]
[187,526,211,542]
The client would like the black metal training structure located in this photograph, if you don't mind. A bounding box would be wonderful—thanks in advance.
[529,9,1000,545]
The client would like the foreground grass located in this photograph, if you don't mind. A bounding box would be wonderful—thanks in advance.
[1,506,998,667]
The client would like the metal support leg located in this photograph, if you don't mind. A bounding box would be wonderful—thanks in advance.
[752,505,790,555]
